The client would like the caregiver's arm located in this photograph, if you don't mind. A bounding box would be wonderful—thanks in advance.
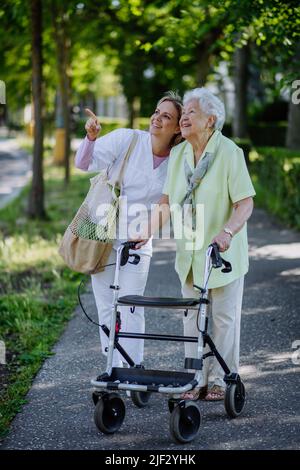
[134,194,171,249]
[74,137,95,170]
[74,108,101,170]
[212,196,254,252]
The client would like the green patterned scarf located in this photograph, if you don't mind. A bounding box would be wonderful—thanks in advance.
[180,151,215,230]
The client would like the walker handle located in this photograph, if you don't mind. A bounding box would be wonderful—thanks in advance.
[122,241,138,250]
[209,243,232,273]
[120,241,140,266]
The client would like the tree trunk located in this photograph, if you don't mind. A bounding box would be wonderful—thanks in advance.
[195,48,210,86]
[52,0,71,185]
[128,100,134,128]
[195,25,223,86]
[286,96,300,149]
[232,45,249,139]
[286,45,300,150]
[28,0,46,219]
[127,96,140,128]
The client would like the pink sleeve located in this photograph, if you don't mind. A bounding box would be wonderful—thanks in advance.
[74,136,96,171]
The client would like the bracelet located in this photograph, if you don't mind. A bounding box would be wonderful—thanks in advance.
[223,227,233,238]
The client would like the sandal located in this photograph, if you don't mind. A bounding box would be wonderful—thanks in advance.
[180,385,208,401]
[204,385,225,401]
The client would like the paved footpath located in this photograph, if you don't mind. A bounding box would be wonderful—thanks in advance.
[0,135,81,210]
[1,208,300,450]
[0,137,32,210]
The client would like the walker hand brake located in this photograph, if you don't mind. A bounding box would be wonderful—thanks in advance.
[210,243,223,268]
[209,243,232,273]
[120,241,141,266]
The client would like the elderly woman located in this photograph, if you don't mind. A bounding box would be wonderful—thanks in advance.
[136,87,255,401]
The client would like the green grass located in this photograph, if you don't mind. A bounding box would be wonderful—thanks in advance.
[0,147,92,439]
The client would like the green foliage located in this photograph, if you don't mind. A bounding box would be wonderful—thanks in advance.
[250,146,300,229]
[248,100,288,123]
[0,1,31,110]
[1,0,299,121]
[249,0,300,80]
[72,53,121,99]
[249,122,288,147]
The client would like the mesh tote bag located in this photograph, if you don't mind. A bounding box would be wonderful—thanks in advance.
[58,131,138,274]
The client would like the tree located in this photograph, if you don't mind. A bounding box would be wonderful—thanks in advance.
[78,0,196,122]
[0,1,31,114]
[234,0,300,145]
[28,0,46,219]
[286,44,300,149]
[51,0,73,184]
[232,44,249,138]
[286,94,300,149]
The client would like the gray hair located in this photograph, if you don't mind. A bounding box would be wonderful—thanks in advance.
[183,87,225,130]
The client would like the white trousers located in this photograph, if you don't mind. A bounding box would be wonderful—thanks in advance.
[91,249,150,367]
[182,276,244,388]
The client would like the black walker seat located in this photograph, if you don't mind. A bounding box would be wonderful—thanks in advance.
[118,295,200,308]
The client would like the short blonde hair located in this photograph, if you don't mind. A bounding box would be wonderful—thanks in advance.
[157,91,184,147]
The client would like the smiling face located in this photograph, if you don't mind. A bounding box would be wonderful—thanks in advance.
[149,100,181,144]
[180,98,215,141]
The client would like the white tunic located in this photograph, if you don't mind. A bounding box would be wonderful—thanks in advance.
[81,128,169,256]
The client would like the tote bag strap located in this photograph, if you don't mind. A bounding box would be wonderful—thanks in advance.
[116,130,138,187]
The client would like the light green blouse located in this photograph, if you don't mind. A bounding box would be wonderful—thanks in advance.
[163,130,256,289]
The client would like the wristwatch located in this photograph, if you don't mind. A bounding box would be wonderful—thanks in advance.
[223,227,233,238]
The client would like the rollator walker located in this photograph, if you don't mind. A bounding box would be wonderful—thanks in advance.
[88,241,246,443]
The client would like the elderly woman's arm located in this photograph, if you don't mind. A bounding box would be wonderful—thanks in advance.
[134,194,170,249]
[212,196,254,252]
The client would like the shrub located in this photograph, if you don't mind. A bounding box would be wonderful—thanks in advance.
[223,121,287,147]
[249,147,300,229]
[249,122,287,147]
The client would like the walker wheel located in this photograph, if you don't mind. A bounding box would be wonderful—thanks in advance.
[131,391,151,408]
[92,390,106,406]
[94,392,125,434]
[224,381,246,418]
[169,401,201,443]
